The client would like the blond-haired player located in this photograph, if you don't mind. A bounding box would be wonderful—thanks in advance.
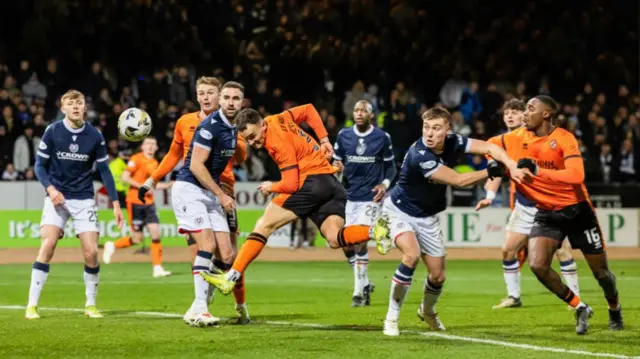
[137,77,250,325]
[102,137,174,277]
[27,89,124,319]
[475,98,580,309]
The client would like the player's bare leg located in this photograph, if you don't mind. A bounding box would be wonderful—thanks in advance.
[493,231,528,309]
[145,223,171,278]
[418,254,446,331]
[184,229,219,327]
[555,240,580,308]
[26,225,61,319]
[383,231,419,336]
[582,251,623,330]
[528,237,591,334]
[78,231,103,318]
[202,203,298,294]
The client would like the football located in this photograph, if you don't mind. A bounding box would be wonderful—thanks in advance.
[118,108,152,142]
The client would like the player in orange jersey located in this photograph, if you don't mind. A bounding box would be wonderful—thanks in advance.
[200,104,392,296]
[506,95,623,335]
[137,77,251,324]
[475,99,580,309]
[102,137,173,277]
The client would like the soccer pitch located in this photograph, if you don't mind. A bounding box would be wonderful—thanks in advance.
[0,255,639,358]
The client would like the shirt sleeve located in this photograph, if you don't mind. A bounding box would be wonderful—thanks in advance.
[94,131,109,163]
[333,131,345,161]
[192,122,217,152]
[452,134,471,154]
[285,104,329,140]
[126,155,139,173]
[560,133,582,159]
[37,125,54,160]
[415,151,441,178]
[484,135,502,160]
[383,132,395,161]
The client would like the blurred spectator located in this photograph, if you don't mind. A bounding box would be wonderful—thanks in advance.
[2,163,19,181]
[13,125,40,172]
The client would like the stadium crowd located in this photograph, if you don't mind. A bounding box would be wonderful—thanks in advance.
[1,0,638,193]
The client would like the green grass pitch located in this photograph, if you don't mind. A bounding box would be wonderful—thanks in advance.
[0,260,638,358]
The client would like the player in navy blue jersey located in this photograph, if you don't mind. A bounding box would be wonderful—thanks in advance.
[171,81,244,327]
[333,100,397,307]
[26,90,123,320]
[381,107,527,336]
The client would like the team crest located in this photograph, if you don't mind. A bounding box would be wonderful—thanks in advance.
[356,138,367,155]
[69,143,79,153]
[195,217,203,224]
[549,139,557,149]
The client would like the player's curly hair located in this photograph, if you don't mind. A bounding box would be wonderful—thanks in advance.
[422,106,451,122]
[236,108,262,132]
[502,98,525,112]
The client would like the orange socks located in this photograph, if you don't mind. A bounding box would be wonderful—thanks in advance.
[336,225,370,247]
[562,288,584,308]
[151,240,162,266]
[231,233,267,273]
[114,236,133,249]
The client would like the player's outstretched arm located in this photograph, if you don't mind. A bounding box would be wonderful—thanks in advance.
[287,104,332,157]
[518,133,585,185]
[429,164,491,188]
[151,140,183,183]
[467,139,524,183]
[518,157,585,185]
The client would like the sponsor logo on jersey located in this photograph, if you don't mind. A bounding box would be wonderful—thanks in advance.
[221,148,236,157]
[346,155,376,163]
[56,151,90,161]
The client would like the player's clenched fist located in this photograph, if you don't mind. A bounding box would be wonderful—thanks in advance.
[46,185,66,205]
[257,181,273,196]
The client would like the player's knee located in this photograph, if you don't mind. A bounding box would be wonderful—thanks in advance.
[83,247,99,266]
[501,246,518,260]
[401,253,420,268]
[429,272,446,286]
[528,260,548,276]
[555,248,572,262]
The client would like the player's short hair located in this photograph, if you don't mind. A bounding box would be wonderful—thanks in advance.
[354,100,373,113]
[235,108,262,132]
[534,95,558,118]
[196,76,221,90]
[221,81,245,94]
[422,106,451,123]
[61,89,85,103]
[502,98,525,112]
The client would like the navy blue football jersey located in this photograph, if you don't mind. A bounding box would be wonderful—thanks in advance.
[333,126,394,201]
[37,120,109,200]
[389,134,471,217]
[176,110,236,187]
